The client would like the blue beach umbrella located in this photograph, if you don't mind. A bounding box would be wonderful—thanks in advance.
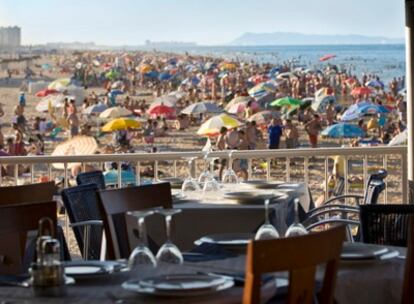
[358,104,390,115]
[321,123,365,138]
[144,71,159,79]
[83,103,107,115]
[341,101,371,121]
[159,72,172,81]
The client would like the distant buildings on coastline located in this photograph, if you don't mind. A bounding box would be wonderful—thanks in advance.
[144,40,197,47]
[0,26,21,50]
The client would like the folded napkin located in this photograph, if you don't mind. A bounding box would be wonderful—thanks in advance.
[184,243,237,262]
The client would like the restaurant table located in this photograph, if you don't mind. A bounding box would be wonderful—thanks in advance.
[0,245,406,304]
[126,182,311,251]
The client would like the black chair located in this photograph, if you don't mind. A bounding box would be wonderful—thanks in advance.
[76,171,106,190]
[61,184,103,260]
[360,204,414,247]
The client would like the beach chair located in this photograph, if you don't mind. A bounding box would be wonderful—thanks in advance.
[243,225,346,304]
[61,184,104,260]
[97,183,172,260]
[360,204,414,247]
[0,201,57,275]
[76,170,106,190]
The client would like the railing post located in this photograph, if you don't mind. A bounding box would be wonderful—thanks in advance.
[247,158,253,180]
[136,161,141,185]
[266,158,271,181]
[363,155,368,195]
[324,157,329,201]
[154,161,159,181]
[383,156,388,204]
[402,152,409,203]
[173,160,177,178]
[30,164,34,184]
[286,157,290,182]
[304,157,309,186]
[344,156,349,195]
[14,164,18,185]
[117,161,122,188]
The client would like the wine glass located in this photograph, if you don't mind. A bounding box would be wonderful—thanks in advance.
[198,151,212,185]
[255,199,280,240]
[156,209,183,265]
[181,157,200,197]
[127,210,157,271]
[285,199,308,237]
[222,151,239,184]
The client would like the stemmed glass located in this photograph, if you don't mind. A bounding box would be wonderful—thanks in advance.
[181,157,200,197]
[285,199,308,237]
[255,199,280,240]
[198,151,212,185]
[156,209,183,265]
[222,151,239,184]
[203,157,220,197]
[127,210,157,270]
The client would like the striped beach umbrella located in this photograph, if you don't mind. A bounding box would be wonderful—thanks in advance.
[99,106,132,119]
[197,113,242,137]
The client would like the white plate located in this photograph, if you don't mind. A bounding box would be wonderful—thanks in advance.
[139,274,227,291]
[65,266,103,275]
[122,277,234,297]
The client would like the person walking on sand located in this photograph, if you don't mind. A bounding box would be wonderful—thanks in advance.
[283,119,299,149]
[216,127,227,181]
[305,114,322,148]
[267,118,282,150]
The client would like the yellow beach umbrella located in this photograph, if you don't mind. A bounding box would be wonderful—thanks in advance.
[48,78,71,90]
[102,118,141,132]
[99,106,133,119]
[197,113,242,137]
[138,64,153,74]
[220,62,237,71]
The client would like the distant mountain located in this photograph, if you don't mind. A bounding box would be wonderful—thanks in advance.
[229,32,404,46]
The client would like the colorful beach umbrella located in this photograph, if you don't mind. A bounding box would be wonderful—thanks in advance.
[102,118,141,132]
[51,136,98,169]
[48,78,71,90]
[248,82,276,98]
[312,95,336,113]
[388,130,407,146]
[147,104,175,116]
[197,113,242,136]
[248,110,280,125]
[351,87,373,96]
[340,101,372,121]
[105,70,120,80]
[365,80,384,89]
[181,101,222,115]
[151,95,178,108]
[83,103,108,115]
[36,94,66,112]
[270,97,302,108]
[319,54,336,62]
[321,123,365,138]
[358,104,390,115]
[99,106,132,119]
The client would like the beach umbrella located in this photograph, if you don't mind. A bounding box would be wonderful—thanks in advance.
[225,99,259,114]
[366,80,384,89]
[147,104,175,116]
[351,87,373,96]
[105,70,120,80]
[270,97,302,108]
[138,64,153,74]
[248,75,269,85]
[321,123,365,138]
[83,103,107,115]
[51,136,98,169]
[388,130,407,146]
[358,104,390,115]
[159,72,172,81]
[220,62,237,71]
[276,72,297,79]
[248,110,280,125]
[41,63,52,70]
[340,101,372,121]
[248,82,276,98]
[35,88,59,97]
[151,95,178,108]
[312,95,336,113]
[168,91,187,100]
[36,94,66,112]
[99,106,132,119]
[197,113,243,136]
[227,96,253,108]
[181,101,222,115]
[181,76,200,86]
[48,78,71,90]
[102,118,141,132]
[319,54,336,62]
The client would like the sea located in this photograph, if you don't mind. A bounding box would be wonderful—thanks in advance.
[152,44,406,84]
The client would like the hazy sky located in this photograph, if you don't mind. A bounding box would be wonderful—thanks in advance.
[0,0,405,45]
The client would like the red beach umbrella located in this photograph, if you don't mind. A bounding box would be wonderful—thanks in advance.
[351,87,373,96]
[147,104,175,116]
[319,54,336,62]
[35,88,59,97]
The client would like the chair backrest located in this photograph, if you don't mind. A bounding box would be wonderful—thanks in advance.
[243,226,346,304]
[360,204,414,246]
[61,184,102,260]
[76,170,106,190]
[362,169,387,205]
[0,182,56,205]
[402,216,414,304]
[98,182,172,259]
[0,201,57,275]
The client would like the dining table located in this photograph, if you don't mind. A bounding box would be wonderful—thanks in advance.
[0,244,406,304]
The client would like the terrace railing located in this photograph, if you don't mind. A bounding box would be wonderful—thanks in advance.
[0,145,408,204]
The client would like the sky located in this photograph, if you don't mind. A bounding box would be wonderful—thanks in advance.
[0,0,406,45]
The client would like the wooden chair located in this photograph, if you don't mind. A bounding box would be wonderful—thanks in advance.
[402,216,414,304]
[0,181,56,205]
[97,182,172,260]
[243,225,346,304]
[0,201,57,275]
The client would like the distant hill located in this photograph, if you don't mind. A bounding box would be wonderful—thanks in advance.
[229,32,404,46]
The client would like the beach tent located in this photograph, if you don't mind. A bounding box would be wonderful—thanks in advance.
[197,113,243,137]
[99,106,132,119]
[321,123,365,138]
[181,101,222,115]
[102,118,141,132]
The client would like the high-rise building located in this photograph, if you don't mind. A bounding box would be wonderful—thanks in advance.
[0,26,21,49]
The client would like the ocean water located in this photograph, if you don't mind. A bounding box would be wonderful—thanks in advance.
[163,44,406,84]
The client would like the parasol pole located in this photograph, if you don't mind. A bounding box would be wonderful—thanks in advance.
[406,0,414,202]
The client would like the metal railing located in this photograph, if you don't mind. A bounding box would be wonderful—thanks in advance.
[0,145,408,203]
